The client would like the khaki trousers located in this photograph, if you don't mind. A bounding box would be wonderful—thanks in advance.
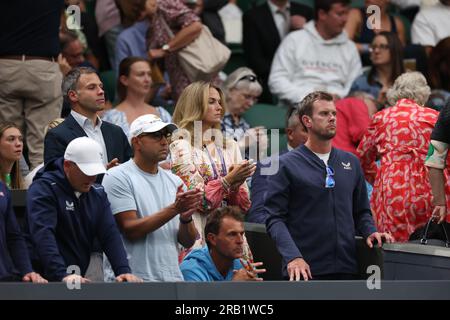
[0,58,62,169]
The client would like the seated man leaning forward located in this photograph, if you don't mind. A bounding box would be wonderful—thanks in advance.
[27,137,141,283]
[180,206,265,281]
[102,114,202,281]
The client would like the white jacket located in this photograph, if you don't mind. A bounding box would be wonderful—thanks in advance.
[268,21,362,104]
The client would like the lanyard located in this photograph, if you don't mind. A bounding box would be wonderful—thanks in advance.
[203,144,228,180]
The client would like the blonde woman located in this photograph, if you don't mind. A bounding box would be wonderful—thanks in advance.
[170,82,256,252]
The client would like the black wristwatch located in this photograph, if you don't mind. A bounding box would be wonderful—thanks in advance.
[180,216,193,224]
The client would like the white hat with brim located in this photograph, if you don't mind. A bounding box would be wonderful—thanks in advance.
[129,114,178,140]
[64,137,107,176]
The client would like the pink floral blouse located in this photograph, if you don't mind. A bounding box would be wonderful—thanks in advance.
[170,138,251,250]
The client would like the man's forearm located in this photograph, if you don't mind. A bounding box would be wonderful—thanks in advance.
[178,219,198,248]
[120,206,178,240]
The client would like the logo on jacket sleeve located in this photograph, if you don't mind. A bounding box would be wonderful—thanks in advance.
[65,200,75,211]
[341,162,352,170]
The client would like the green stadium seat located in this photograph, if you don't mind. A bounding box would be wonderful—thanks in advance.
[223,43,247,74]
[99,70,116,102]
[243,103,288,154]
[243,103,287,129]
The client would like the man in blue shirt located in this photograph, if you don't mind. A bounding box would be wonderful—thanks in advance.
[265,91,393,281]
[180,206,265,281]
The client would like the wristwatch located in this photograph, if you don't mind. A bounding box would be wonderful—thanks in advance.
[162,44,171,53]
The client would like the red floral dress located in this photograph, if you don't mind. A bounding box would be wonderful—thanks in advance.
[357,99,439,242]
[148,0,200,100]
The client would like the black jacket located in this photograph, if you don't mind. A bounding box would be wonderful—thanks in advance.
[243,2,313,103]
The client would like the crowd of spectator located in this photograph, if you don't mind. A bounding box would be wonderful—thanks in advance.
[1,0,450,283]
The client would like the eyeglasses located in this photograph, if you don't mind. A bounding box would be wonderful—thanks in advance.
[325,165,335,188]
[140,131,172,141]
[369,44,389,52]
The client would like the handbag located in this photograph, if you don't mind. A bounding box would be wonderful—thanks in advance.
[160,17,231,82]
[150,62,165,87]
[409,217,450,248]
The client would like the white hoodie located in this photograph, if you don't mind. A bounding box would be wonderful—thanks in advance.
[269,20,362,104]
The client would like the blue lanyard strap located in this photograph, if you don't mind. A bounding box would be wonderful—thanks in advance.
[203,144,228,180]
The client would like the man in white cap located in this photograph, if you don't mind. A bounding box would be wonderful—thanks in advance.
[102,115,202,281]
[27,137,142,283]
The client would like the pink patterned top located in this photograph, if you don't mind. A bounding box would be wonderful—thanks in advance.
[170,138,251,249]
[148,0,200,100]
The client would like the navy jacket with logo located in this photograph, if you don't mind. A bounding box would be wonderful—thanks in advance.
[26,158,131,281]
[265,145,377,277]
[0,182,33,281]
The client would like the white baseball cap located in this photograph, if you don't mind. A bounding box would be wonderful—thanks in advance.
[129,114,177,139]
[64,137,106,176]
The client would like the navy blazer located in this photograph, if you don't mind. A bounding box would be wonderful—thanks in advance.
[43,114,132,166]
[243,2,313,103]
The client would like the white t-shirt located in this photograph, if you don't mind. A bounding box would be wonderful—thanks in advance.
[102,159,185,282]
[313,151,331,165]
[411,2,450,47]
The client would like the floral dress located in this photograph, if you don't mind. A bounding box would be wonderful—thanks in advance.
[148,0,200,100]
[357,99,439,242]
[170,138,252,261]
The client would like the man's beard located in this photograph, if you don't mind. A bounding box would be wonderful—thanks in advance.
[316,128,336,140]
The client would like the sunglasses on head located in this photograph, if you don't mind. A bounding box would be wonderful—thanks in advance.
[238,74,257,82]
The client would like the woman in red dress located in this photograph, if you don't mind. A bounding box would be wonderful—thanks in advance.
[357,72,436,242]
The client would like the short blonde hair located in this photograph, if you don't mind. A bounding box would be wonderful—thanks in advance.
[172,82,228,147]
[386,71,431,106]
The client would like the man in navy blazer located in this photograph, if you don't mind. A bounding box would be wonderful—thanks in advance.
[44,67,131,172]
[243,0,313,103]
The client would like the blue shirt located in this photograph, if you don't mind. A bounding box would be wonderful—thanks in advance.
[115,20,150,74]
[180,246,243,281]
[221,113,250,142]
[350,70,382,100]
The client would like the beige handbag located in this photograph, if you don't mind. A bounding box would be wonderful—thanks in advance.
[161,17,231,82]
